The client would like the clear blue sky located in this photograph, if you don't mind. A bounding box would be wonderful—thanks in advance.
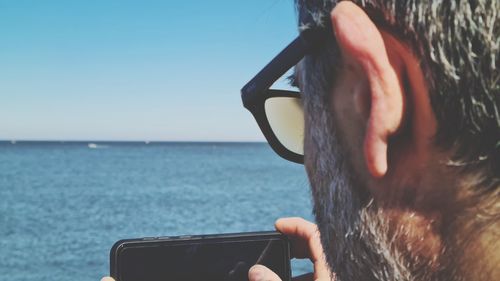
[0,0,298,141]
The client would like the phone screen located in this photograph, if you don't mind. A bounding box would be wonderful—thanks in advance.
[113,236,290,281]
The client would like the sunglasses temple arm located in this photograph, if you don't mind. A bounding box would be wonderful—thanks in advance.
[241,36,307,108]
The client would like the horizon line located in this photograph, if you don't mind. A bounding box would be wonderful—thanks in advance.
[0,139,266,144]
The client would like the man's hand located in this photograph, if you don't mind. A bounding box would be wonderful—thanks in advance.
[248,217,333,281]
[100,277,114,281]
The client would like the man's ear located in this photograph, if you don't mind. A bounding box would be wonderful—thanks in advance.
[330,2,406,178]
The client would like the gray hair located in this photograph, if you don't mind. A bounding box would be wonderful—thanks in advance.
[295,0,500,188]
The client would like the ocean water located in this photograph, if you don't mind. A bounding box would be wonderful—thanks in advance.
[0,142,314,281]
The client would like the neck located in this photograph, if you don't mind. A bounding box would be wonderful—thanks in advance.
[444,175,500,280]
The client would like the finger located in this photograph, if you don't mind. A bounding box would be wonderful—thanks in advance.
[101,277,115,281]
[248,264,282,281]
[292,272,314,281]
[275,217,331,281]
[275,218,321,261]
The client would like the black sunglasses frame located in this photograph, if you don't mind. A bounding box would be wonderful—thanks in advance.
[241,27,327,164]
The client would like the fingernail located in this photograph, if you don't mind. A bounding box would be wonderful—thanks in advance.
[248,265,264,281]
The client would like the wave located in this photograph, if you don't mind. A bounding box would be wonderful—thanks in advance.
[87,143,109,149]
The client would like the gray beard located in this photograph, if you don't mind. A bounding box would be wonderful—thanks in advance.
[303,96,457,281]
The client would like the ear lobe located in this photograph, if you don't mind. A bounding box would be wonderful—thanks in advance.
[331,2,405,178]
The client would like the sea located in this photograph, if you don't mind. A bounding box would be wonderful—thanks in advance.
[0,141,314,281]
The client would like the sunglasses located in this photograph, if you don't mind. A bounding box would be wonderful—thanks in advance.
[241,27,327,164]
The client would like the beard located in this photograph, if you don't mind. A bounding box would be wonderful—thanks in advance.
[302,88,462,281]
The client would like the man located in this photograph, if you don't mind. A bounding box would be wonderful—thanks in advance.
[243,0,498,280]
[104,1,498,280]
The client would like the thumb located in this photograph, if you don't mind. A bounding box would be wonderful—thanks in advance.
[248,264,282,281]
[101,277,115,281]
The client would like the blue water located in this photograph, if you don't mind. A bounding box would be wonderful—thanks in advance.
[0,142,314,281]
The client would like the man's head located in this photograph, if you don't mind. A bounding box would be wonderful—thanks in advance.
[295,1,499,280]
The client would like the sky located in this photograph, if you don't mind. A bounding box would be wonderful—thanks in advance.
[0,0,298,142]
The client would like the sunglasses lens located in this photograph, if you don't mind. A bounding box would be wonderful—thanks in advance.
[264,97,304,156]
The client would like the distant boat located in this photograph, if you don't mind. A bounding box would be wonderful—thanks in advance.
[88,143,98,149]
[145,141,150,144]
[10,140,16,144]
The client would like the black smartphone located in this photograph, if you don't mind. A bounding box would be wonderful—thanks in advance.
[110,231,291,281]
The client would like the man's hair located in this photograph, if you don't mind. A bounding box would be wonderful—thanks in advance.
[295,0,499,187]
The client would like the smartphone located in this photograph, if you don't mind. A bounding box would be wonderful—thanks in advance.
[110,231,291,281]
